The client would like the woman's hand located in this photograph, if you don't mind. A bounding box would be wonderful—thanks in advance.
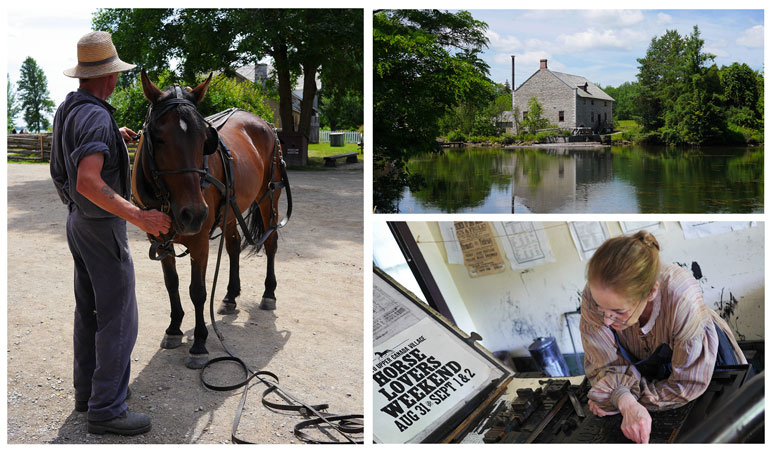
[617,392,652,444]
[588,399,620,417]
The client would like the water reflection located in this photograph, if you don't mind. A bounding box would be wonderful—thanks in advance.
[399,145,763,213]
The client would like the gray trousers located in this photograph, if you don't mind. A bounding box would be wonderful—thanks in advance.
[66,207,138,421]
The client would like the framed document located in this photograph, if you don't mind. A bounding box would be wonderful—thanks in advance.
[373,268,511,443]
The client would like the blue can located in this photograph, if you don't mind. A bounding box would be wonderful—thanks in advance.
[528,336,570,377]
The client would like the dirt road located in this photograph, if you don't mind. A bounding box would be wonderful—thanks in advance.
[6,162,363,444]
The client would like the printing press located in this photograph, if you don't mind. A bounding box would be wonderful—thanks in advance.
[373,269,763,444]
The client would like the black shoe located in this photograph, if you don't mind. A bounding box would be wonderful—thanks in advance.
[76,387,132,412]
[87,410,151,436]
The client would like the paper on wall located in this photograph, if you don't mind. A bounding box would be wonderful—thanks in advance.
[619,222,664,235]
[454,222,506,278]
[494,222,555,270]
[438,222,463,265]
[568,222,610,261]
[680,222,751,240]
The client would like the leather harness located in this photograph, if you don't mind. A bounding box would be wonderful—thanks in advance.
[134,87,292,260]
[134,89,359,443]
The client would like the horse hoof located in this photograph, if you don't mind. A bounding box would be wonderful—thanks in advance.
[259,297,276,310]
[160,334,183,349]
[185,353,209,369]
[217,301,237,315]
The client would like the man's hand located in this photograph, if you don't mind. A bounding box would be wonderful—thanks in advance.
[135,209,172,238]
[588,399,620,417]
[76,153,171,237]
[617,392,652,444]
[119,127,138,143]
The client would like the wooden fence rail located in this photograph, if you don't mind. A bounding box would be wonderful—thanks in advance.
[8,133,138,163]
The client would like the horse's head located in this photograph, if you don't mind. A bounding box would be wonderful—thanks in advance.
[140,70,218,235]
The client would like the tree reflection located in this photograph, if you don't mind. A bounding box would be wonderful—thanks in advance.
[406,148,512,212]
[396,145,763,213]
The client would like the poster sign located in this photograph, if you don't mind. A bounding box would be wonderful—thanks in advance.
[619,221,664,235]
[680,221,751,240]
[568,222,609,261]
[373,318,492,443]
[454,221,505,277]
[373,272,508,443]
[494,222,555,270]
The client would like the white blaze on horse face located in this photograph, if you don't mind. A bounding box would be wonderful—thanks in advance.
[179,118,188,133]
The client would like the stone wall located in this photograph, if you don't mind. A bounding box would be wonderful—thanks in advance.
[514,70,575,133]
[575,97,613,132]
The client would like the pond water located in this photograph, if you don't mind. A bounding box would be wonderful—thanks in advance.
[397,145,763,214]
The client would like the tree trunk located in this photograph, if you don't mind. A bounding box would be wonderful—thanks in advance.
[297,63,319,137]
[273,44,295,133]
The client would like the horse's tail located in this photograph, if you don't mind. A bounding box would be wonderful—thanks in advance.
[240,201,266,256]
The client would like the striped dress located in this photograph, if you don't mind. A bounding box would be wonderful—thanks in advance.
[579,263,746,412]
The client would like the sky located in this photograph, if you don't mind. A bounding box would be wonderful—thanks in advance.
[468,9,764,89]
[7,5,99,113]
[4,6,766,126]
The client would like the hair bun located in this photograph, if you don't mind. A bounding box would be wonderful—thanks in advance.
[636,230,660,251]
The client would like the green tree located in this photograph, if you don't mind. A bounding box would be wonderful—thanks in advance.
[602,82,638,121]
[374,9,491,212]
[636,29,686,131]
[520,96,550,134]
[319,90,363,130]
[110,70,274,132]
[636,25,730,145]
[17,57,55,132]
[7,74,22,131]
[94,8,362,138]
[720,62,759,111]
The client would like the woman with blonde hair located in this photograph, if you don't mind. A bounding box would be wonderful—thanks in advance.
[579,230,746,443]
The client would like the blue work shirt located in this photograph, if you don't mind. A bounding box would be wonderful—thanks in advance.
[51,89,131,219]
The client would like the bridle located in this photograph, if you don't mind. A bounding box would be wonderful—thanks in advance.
[140,85,216,217]
[138,85,221,259]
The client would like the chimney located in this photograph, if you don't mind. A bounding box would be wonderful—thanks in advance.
[540,59,548,70]
[511,55,515,113]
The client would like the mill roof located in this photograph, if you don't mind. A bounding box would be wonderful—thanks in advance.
[515,68,615,102]
[549,71,614,102]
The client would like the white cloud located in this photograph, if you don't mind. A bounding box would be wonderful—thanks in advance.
[558,28,629,52]
[656,12,673,24]
[704,47,729,58]
[736,25,763,48]
[582,10,644,26]
[486,29,522,51]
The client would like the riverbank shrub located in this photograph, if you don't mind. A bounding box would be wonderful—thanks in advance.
[446,129,467,142]
[725,123,764,145]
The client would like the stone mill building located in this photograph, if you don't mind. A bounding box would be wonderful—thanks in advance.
[512,58,614,134]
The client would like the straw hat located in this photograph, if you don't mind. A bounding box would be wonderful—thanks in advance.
[64,31,136,79]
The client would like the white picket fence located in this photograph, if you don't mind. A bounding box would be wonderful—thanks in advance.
[318,130,362,144]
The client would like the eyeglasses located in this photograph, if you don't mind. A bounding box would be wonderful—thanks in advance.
[586,295,646,326]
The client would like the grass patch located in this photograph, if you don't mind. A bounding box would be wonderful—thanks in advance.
[7,149,49,164]
[307,142,361,167]
[612,119,643,142]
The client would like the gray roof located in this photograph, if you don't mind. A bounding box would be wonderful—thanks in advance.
[550,71,614,102]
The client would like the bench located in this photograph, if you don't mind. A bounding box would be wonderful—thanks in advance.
[323,152,359,167]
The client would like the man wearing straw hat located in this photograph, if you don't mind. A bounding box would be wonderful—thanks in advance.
[51,30,171,436]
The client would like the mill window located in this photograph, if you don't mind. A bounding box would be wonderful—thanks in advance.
[558,111,565,122]
[591,112,594,122]
[523,111,528,120]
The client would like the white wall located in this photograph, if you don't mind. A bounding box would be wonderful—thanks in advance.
[409,222,764,358]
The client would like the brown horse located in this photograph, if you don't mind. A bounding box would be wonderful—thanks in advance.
[132,70,289,368]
